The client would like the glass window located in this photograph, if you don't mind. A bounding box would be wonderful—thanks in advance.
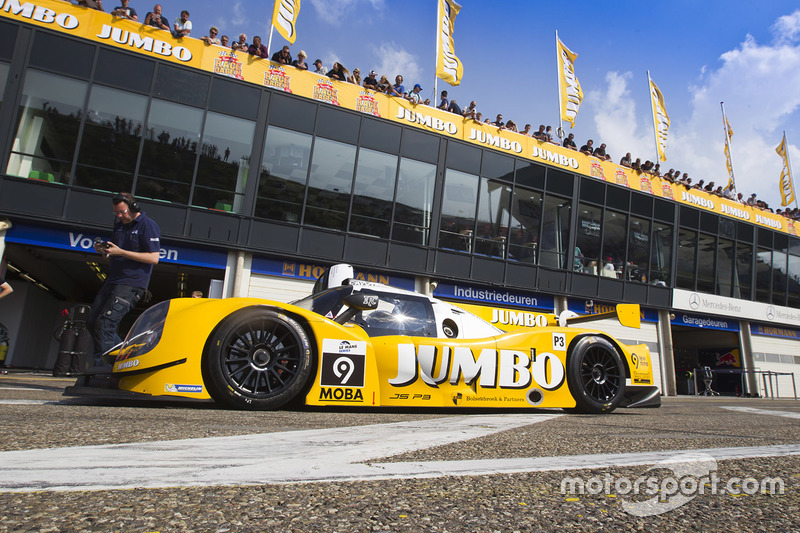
[676,229,697,290]
[350,148,398,238]
[29,33,93,79]
[771,250,788,306]
[137,99,203,203]
[650,223,672,286]
[0,20,17,60]
[392,158,436,245]
[575,204,602,274]
[755,247,772,303]
[6,70,88,184]
[0,62,8,112]
[601,210,627,277]
[208,78,261,120]
[474,178,511,258]
[539,195,571,269]
[354,291,437,338]
[153,64,209,108]
[439,169,478,252]
[717,238,735,297]
[192,112,255,213]
[74,85,148,192]
[94,49,155,95]
[787,248,800,308]
[256,126,312,223]
[697,233,716,293]
[304,137,356,231]
[625,216,650,282]
[736,242,753,300]
[508,187,542,263]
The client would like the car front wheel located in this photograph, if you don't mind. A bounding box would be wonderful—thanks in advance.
[202,309,314,410]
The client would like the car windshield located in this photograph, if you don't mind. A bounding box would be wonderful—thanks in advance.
[292,286,353,318]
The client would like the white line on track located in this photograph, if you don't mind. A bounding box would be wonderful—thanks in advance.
[721,406,800,419]
[1,413,800,493]
[0,399,59,405]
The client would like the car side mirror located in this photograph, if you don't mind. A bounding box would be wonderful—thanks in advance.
[333,292,379,324]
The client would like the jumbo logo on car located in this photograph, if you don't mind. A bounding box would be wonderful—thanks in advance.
[390,344,565,391]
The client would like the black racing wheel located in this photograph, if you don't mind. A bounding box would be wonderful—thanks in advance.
[202,308,314,410]
[565,336,625,414]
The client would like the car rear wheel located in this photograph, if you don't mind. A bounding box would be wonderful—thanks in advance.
[202,309,314,410]
[566,336,625,414]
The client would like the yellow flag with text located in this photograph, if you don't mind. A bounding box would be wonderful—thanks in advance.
[557,37,583,128]
[272,0,301,44]
[436,0,463,85]
[649,79,670,162]
[777,135,795,206]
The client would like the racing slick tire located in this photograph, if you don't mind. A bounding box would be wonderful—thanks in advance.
[565,336,625,414]
[202,309,314,410]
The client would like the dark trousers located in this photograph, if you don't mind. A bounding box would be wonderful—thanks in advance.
[87,283,143,365]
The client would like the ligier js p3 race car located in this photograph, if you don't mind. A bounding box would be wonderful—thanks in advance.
[67,265,660,413]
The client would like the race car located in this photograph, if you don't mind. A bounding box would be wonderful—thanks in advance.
[67,264,660,413]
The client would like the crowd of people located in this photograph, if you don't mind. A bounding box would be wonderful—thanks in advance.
[71,1,797,222]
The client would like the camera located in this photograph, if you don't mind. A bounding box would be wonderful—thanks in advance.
[94,237,111,249]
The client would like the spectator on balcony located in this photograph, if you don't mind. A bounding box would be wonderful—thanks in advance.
[77,0,104,10]
[492,114,505,128]
[248,36,268,58]
[111,0,137,20]
[220,35,229,47]
[292,50,308,70]
[532,125,547,140]
[347,68,362,85]
[593,143,611,161]
[563,133,577,150]
[172,10,192,39]
[271,45,292,65]
[447,99,462,115]
[231,33,248,52]
[387,75,405,97]
[327,62,349,81]
[462,100,477,119]
[579,139,594,155]
[619,152,632,167]
[405,83,423,104]
[313,59,326,74]
[505,120,518,133]
[200,26,221,46]
[363,70,378,90]
[144,4,169,31]
[631,157,642,171]
[520,123,532,136]
[545,125,555,142]
[377,74,391,93]
[437,90,449,110]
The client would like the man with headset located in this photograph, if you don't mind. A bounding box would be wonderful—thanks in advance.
[88,192,161,367]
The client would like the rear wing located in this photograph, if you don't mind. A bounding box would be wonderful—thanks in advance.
[558,304,641,329]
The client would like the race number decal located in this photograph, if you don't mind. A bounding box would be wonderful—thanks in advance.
[320,339,366,387]
[552,332,567,352]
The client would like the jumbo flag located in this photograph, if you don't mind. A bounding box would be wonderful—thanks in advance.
[776,134,795,206]
[649,78,670,161]
[272,0,300,44]
[436,0,463,86]
[556,36,583,128]
[723,115,734,186]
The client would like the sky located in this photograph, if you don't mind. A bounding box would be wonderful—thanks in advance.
[148,0,800,210]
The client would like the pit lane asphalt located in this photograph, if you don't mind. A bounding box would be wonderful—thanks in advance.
[0,372,798,532]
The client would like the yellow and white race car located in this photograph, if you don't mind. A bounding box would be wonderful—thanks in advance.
[68,265,660,413]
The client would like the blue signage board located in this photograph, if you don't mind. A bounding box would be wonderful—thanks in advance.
[751,323,800,340]
[670,312,740,332]
[251,257,416,290]
[567,298,660,323]
[433,282,554,310]
[6,222,227,269]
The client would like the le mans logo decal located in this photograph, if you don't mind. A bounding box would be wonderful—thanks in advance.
[320,339,366,388]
